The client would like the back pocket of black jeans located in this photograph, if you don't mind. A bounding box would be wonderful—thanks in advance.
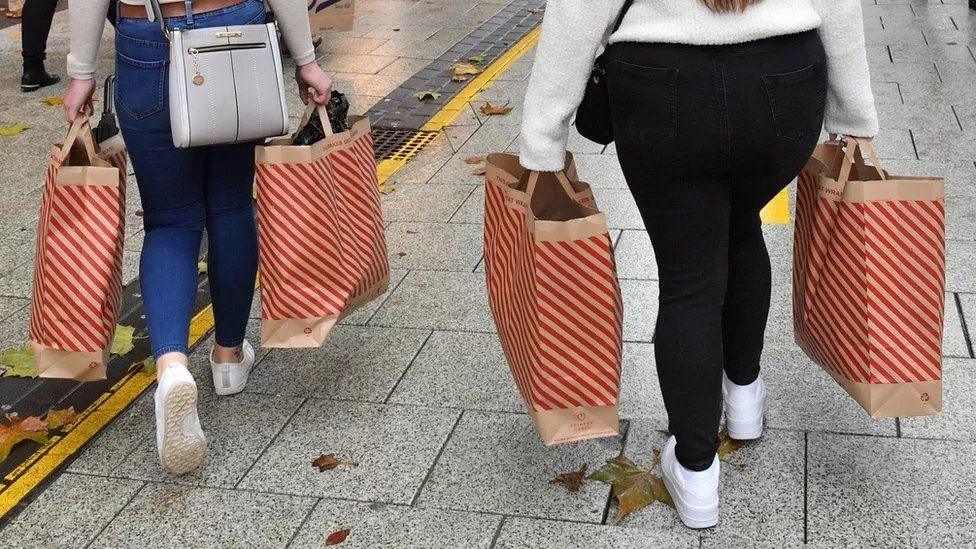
[610,60,678,141]
[116,51,167,120]
[763,62,826,141]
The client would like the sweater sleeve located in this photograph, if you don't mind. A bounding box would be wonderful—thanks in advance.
[67,0,112,80]
[267,0,316,66]
[519,0,626,171]
[811,0,879,137]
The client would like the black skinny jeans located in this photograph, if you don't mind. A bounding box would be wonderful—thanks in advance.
[606,30,827,471]
[21,0,58,70]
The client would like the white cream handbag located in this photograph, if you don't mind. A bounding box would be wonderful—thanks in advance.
[144,0,289,148]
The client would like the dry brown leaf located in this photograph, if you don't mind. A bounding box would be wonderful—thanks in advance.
[44,408,77,430]
[464,156,484,165]
[39,97,64,106]
[452,62,483,77]
[377,183,397,195]
[589,452,673,524]
[326,528,351,545]
[312,453,359,472]
[717,428,752,462]
[451,74,470,83]
[550,463,587,492]
[480,101,512,116]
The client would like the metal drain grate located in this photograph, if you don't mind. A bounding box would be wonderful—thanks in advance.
[372,127,440,162]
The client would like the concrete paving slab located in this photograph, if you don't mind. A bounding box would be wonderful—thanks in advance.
[947,239,976,292]
[386,221,484,272]
[615,230,657,281]
[380,183,476,222]
[340,269,410,326]
[414,410,621,522]
[238,399,460,504]
[369,270,495,332]
[289,499,500,549]
[0,473,144,549]
[807,432,976,547]
[945,294,971,358]
[495,517,699,549]
[89,483,316,549]
[245,325,430,401]
[387,330,525,413]
[620,279,659,343]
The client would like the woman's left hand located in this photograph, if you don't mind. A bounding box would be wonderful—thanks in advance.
[296,63,333,106]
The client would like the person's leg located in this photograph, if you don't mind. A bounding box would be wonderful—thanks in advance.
[203,141,260,363]
[607,42,729,472]
[20,0,60,91]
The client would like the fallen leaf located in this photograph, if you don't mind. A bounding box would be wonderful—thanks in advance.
[717,428,751,462]
[129,356,156,376]
[39,96,64,106]
[44,408,77,430]
[472,165,487,176]
[111,324,137,356]
[326,528,351,545]
[412,90,442,102]
[312,453,359,472]
[467,54,486,64]
[405,230,418,234]
[134,210,144,217]
[0,414,50,463]
[0,122,29,137]
[377,183,397,195]
[464,156,484,164]
[589,453,673,524]
[452,62,482,77]
[529,7,543,13]
[550,463,587,492]
[451,74,470,83]
[480,101,512,116]
[0,346,37,378]
[197,261,208,275]
[397,252,407,258]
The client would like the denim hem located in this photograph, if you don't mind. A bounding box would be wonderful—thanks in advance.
[213,337,245,348]
[154,344,189,360]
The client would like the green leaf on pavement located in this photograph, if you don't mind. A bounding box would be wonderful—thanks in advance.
[111,324,137,356]
[467,54,486,64]
[0,346,37,378]
[0,122,29,137]
[412,90,442,102]
[44,407,77,430]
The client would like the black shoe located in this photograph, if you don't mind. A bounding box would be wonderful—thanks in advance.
[21,68,61,92]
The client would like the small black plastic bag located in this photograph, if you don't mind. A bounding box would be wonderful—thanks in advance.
[292,90,352,146]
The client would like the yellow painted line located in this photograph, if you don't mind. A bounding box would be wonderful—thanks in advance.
[761,188,791,224]
[0,305,215,518]
[0,24,545,519]
[376,25,542,184]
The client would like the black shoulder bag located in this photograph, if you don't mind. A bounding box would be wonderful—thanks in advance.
[574,0,635,145]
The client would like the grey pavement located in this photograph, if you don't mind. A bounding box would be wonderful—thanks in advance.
[2,1,976,547]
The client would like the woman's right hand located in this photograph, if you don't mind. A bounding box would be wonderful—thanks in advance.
[64,77,96,122]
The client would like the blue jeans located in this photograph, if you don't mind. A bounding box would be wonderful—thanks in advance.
[115,0,267,359]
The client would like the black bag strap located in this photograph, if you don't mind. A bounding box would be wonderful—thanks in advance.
[611,0,635,35]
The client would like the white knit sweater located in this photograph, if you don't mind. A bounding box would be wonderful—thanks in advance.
[520,0,879,171]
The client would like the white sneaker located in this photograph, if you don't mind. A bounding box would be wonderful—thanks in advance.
[154,363,206,475]
[660,436,720,529]
[721,372,766,440]
[210,340,255,396]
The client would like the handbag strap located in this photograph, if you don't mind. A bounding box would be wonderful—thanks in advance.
[143,0,180,37]
[611,0,635,35]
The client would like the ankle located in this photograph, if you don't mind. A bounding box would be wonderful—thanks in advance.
[156,352,189,381]
[212,343,244,365]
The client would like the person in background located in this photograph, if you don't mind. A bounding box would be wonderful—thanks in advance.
[520,0,877,529]
[63,0,332,476]
[20,0,60,91]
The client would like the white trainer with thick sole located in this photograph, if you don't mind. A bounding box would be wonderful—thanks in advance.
[154,363,206,476]
[210,340,256,396]
[660,435,720,529]
[721,372,766,440]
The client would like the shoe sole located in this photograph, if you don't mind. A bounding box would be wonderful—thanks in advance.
[660,470,719,529]
[159,381,206,476]
[20,84,41,92]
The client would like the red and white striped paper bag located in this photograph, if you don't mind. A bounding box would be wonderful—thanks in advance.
[29,119,126,381]
[255,106,389,347]
[793,137,945,417]
[484,153,623,445]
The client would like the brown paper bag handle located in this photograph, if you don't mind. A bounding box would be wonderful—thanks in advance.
[838,136,887,185]
[60,117,100,163]
[526,171,577,200]
[298,102,335,138]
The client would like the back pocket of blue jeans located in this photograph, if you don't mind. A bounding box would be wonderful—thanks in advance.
[116,51,167,120]
[763,62,827,141]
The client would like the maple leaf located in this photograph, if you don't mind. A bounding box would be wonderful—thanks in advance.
[326,528,351,545]
[550,463,587,492]
[111,324,138,356]
[0,346,37,378]
[468,54,486,64]
[452,62,482,78]
[589,453,673,524]
[480,101,512,116]
[0,122,29,137]
[45,408,77,430]
[464,156,484,165]
[312,453,359,472]
[0,414,50,463]
[39,97,64,106]
[412,90,442,102]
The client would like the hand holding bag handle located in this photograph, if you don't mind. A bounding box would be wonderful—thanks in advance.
[837,137,887,187]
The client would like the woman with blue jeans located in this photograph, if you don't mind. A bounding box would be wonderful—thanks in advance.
[63,0,332,475]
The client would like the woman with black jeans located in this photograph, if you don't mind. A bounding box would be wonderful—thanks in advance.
[19,0,60,91]
[521,0,878,528]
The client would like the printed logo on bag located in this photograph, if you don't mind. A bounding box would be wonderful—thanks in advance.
[304,327,313,335]
[921,392,930,402]
[576,412,586,421]
[88,361,98,369]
